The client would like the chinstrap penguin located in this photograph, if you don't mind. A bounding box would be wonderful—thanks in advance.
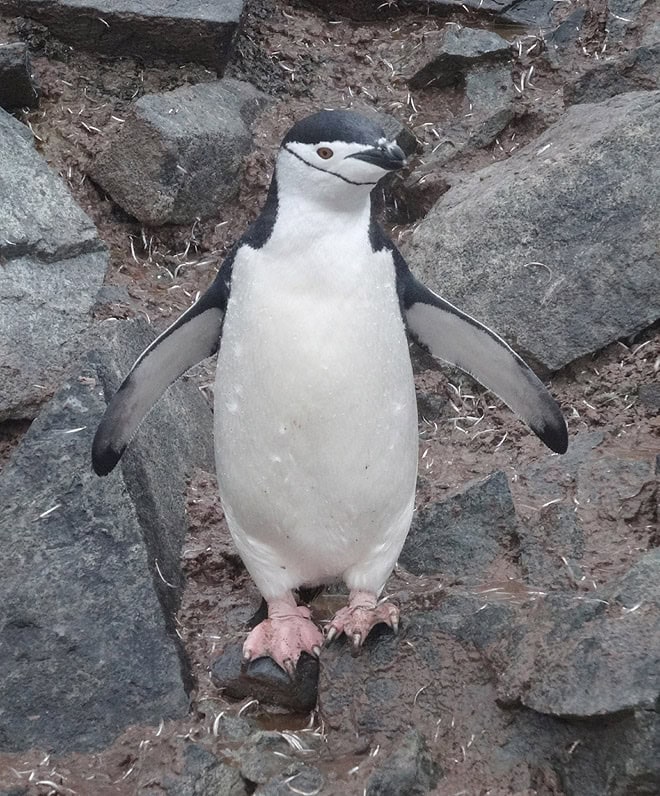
[92,109,568,675]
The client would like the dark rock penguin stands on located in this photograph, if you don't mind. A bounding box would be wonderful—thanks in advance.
[93,110,568,674]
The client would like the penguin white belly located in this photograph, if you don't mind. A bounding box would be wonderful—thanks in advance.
[214,239,418,601]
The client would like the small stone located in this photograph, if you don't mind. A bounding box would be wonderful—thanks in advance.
[238,732,300,785]
[255,766,324,796]
[366,729,438,795]
[0,42,38,109]
[606,0,648,42]
[642,382,660,411]
[211,643,319,713]
[408,26,511,90]
[464,62,515,149]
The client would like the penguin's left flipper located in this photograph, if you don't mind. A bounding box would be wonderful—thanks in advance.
[397,260,568,454]
[92,260,233,476]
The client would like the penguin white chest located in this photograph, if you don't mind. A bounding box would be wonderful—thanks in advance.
[214,232,418,599]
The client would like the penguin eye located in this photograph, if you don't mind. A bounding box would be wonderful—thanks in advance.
[316,147,334,160]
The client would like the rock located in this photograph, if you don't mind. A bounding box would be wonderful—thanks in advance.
[0,107,108,421]
[0,0,244,73]
[639,382,660,411]
[606,0,649,42]
[521,431,604,504]
[0,42,38,109]
[238,732,319,787]
[497,550,660,716]
[500,0,556,26]
[403,91,660,371]
[492,551,660,794]
[253,766,324,795]
[0,319,215,752]
[546,8,587,60]
[565,41,659,104]
[386,168,450,225]
[93,79,269,225]
[559,708,660,796]
[464,62,515,148]
[0,101,33,143]
[155,743,248,796]
[518,503,585,590]
[365,730,437,795]
[317,597,569,788]
[407,26,511,90]
[388,56,514,221]
[399,471,520,580]
[576,454,656,524]
[211,643,319,713]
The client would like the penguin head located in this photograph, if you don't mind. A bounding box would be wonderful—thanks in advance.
[276,110,407,207]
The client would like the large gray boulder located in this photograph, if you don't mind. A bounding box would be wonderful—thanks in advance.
[0,108,108,421]
[92,79,268,225]
[0,319,214,752]
[403,90,660,371]
[0,0,244,73]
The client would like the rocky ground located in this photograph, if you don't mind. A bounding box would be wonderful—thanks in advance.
[0,0,658,794]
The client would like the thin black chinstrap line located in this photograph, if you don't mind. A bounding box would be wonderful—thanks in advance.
[283,145,378,186]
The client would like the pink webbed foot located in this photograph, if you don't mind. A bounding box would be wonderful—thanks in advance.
[243,596,323,677]
[325,590,399,654]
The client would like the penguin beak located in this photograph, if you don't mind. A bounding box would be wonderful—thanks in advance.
[348,142,407,171]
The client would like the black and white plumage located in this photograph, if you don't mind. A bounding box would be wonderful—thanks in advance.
[93,110,567,673]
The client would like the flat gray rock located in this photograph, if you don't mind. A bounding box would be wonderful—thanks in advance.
[0,319,214,752]
[93,79,269,225]
[403,91,660,371]
[497,549,660,716]
[0,0,243,73]
[0,108,108,421]
[400,471,519,580]
[0,42,38,109]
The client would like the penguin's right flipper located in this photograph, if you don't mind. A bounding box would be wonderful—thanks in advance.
[92,261,232,476]
[395,256,568,455]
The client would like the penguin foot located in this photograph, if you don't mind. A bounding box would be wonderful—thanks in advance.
[325,590,399,654]
[242,599,323,677]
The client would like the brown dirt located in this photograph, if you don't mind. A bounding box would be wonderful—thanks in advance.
[0,0,658,793]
